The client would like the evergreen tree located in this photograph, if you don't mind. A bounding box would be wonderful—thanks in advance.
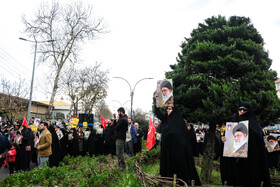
[166,15,280,183]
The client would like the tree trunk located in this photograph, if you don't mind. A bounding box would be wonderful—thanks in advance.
[68,99,74,119]
[74,97,79,116]
[46,67,62,120]
[200,122,216,184]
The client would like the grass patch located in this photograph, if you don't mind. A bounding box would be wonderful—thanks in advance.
[142,160,160,175]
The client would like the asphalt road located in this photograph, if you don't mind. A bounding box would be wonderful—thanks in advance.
[0,166,9,179]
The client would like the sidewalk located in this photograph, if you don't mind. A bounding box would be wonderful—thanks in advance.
[0,162,36,179]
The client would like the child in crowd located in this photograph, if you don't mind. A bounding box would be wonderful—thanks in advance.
[6,143,17,174]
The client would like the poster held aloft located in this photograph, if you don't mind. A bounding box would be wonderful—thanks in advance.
[156,79,174,108]
[56,130,64,140]
[264,134,280,152]
[223,120,249,158]
[84,131,91,139]
[68,133,73,141]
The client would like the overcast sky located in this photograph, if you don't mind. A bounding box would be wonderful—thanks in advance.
[0,0,280,116]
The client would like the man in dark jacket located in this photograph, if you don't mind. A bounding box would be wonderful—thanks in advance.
[134,122,143,154]
[113,107,128,168]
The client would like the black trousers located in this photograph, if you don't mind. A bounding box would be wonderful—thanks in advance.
[8,162,15,174]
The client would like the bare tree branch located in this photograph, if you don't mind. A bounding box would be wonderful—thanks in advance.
[21,0,108,120]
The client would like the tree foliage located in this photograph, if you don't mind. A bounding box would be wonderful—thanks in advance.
[94,100,113,120]
[0,78,29,124]
[167,15,280,127]
[133,108,149,132]
[166,15,280,183]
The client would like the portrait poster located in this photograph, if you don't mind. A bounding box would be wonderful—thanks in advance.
[156,79,174,108]
[264,134,280,152]
[97,128,103,135]
[155,132,161,141]
[223,120,249,158]
[34,139,39,147]
[68,133,73,141]
[56,130,64,140]
[67,125,72,131]
[196,133,205,143]
[84,131,91,139]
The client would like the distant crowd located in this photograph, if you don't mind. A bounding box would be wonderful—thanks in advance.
[0,116,144,175]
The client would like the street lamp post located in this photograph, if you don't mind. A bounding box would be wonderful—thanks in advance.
[113,77,153,119]
[19,37,55,124]
[112,100,131,107]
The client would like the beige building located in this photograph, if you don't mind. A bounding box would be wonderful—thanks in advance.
[276,78,280,99]
[30,101,49,120]
[39,100,71,120]
[0,93,49,122]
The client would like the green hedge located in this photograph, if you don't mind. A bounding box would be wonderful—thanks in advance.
[0,154,140,187]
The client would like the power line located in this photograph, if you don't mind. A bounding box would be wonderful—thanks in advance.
[0,47,32,80]
[0,47,32,73]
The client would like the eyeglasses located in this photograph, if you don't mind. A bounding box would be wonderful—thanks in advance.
[238,108,248,112]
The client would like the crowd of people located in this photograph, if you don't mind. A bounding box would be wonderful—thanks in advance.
[0,110,144,175]
[1,102,280,186]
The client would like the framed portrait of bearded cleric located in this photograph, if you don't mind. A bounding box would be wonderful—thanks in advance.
[264,134,280,152]
[156,79,174,107]
[223,120,249,158]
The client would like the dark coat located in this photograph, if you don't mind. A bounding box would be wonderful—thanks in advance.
[67,128,79,157]
[104,124,116,145]
[187,124,199,157]
[220,103,271,187]
[95,126,104,156]
[59,128,68,160]
[48,125,61,167]
[155,106,201,186]
[87,127,97,156]
[136,127,144,144]
[0,135,11,166]
[114,114,128,140]
[16,126,29,171]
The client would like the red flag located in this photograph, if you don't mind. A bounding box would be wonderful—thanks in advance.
[22,117,29,128]
[100,115,107,130]
[146,117,156,151]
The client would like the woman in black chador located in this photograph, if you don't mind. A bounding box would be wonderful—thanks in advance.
[186,124,199,157]
[155,105,201,186]
[220,102,271,187]
[48,125,61,167]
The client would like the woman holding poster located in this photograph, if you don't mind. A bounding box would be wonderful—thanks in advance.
[154,95,201,186]
[220,103,271,187]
